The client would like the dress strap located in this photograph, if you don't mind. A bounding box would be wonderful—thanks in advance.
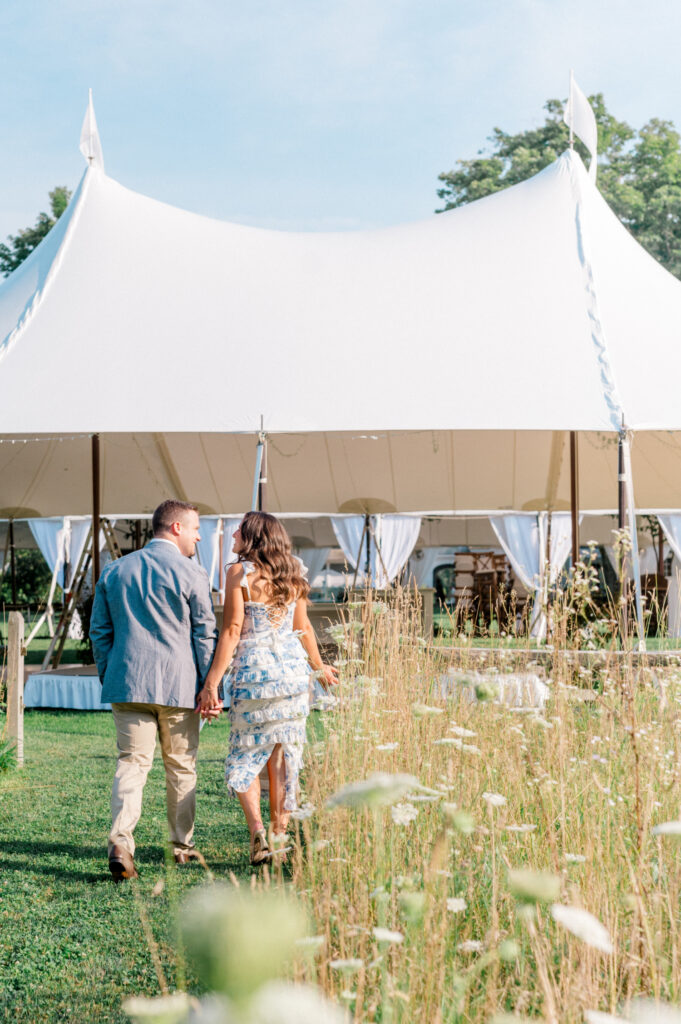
[241,560,253,600]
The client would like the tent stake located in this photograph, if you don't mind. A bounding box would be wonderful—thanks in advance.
[570,431,580,567]
[92,433,101,585]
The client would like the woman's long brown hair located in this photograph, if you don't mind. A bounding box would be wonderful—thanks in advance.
[237,511,310,609]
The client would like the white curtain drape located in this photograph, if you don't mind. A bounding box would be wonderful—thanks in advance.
[27,518,67,639]
[196,517,221,588]
[489,515,542,633]
[489,513,578,640]
[657,516,681,638]
[331,517,364,573]
[68,518,92,578]
[222,517,242,567]
[331,515,421,586]
[407,547,457,587]
[28,518,67,581]
[298,547,331,586]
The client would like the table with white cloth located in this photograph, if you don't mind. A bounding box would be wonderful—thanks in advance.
[24,666,111,710]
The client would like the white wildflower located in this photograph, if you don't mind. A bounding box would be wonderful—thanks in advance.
[326,772,419,809]
[329,958,364,971]
[550,904,613,953]
[376,742,399,751]
[446,897,467,913]
[290,803,315,821]
[505,824,537,834]
[630,999,681,1024]
[450,725,477,738]
[295,935,326,950]
[652,821,681,836]
[585,1012,625,1024]
[373,927,404,944]
[482,792,507,808]
[412,703,445,717]
[122,993,190,1023]
[565,853,586,863]
[391,802,419,826]
[457,940,483,953]
[433,737,481,754]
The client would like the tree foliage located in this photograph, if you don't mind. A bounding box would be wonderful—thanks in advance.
[0,186,72,277]
[1,550,54,606]
[436,95,681,279]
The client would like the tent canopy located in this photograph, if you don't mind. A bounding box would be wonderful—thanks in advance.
[2,105,681,515]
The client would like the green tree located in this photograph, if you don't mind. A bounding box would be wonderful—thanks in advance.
[436,96,681,279]
[0,185,72,277]
[1,550,54,606]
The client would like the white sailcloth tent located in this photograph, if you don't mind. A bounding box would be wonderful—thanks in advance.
[1,98,681,520]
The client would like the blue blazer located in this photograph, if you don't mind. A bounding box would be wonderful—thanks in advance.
[90,539,217,708]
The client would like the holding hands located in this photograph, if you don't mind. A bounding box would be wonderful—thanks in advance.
[196,681,223,719]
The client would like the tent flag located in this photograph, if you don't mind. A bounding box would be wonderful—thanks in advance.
[79,88,104,170]
[564,71,597,181]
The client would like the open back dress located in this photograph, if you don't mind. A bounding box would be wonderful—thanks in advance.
[224,560,311,811]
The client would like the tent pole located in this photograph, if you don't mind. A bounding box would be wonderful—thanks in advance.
[252,418,267,512]
[259,437,267,512]
[218,520,224,601]
[617,431,628,642]
[570,431,580,567]
[92,434,101,586]
[9,518,17,606]
[364,513,371,586]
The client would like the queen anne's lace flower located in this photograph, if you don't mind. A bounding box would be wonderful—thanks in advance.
[391,802,419,826]
[550,904,613,953]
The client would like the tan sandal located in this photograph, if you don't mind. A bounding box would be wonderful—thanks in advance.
[250,828,271,866]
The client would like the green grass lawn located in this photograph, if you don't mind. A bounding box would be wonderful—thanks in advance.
[0,709,257,1023]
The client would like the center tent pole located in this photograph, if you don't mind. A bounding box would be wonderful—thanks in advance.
[251,417,267,512]
[617,430,628,642]
[569,431,580,567]
[92,434,101,586]
[364,513,372,586]
[9,518,17,606]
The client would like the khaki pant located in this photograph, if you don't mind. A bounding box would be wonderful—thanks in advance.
[109,703,200,857]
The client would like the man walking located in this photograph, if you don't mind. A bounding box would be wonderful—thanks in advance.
[90,499,217,880]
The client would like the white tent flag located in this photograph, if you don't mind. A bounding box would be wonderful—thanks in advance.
[79,88,104,170]
[564,72,598,181]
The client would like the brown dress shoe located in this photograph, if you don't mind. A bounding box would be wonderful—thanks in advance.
[174,848,205,866]
[108,844,138,881]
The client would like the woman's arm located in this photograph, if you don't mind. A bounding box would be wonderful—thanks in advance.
[196,565,245,714]
[293,597,339,690]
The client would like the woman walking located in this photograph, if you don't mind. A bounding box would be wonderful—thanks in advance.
[197,511,338,865]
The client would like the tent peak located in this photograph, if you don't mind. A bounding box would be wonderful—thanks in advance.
[79,88,104,172]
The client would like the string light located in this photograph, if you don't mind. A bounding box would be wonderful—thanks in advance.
[0,433,93,444]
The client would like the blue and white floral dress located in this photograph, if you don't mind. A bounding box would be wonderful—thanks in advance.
[224,561,311,811]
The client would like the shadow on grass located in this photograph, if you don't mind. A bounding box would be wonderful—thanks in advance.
[0,839,168,882]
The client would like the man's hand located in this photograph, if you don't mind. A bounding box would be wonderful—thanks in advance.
[196,684,223,719]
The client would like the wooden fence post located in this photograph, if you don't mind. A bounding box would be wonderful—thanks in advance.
[7,611,25,767]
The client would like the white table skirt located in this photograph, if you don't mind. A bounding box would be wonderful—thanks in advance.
[24,669,111,711]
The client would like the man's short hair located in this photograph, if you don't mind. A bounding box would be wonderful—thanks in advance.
[152,500,199,536]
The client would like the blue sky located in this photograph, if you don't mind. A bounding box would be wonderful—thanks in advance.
[2,0,681,239]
